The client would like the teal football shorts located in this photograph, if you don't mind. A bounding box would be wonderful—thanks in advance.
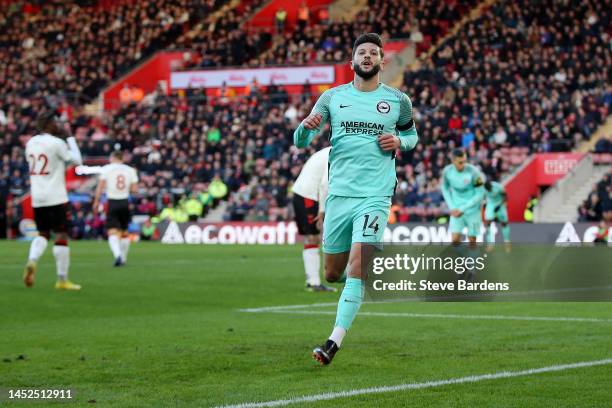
[484,203,508,223]
[449,210,482,238]
[322,195,391,254]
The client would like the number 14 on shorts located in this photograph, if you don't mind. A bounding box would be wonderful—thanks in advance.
[362,214,380,237]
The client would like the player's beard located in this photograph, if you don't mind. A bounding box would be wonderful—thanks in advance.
[353,61,380,80]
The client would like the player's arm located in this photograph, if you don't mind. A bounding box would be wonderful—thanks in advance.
[57,128,83,165]
[66,136,83,165]
[396,93,418,151]
[130,168,139,194]
[441,168,456,211]
[63,123,83,165]
[315,160,329,229]
[457,170,486,213]
[92,179,106,214]
[379,93,419,151]
[293,90,331,148]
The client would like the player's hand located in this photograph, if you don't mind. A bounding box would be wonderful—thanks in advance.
[314,212,325,230]
[378,134,400,151]
[450,209,463,217]
[302,113,322,130]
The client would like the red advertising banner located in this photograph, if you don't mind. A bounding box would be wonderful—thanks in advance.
[504,153,585,222]
[536,153,584,185]
[504,157,538,222]
[383,40,410,61]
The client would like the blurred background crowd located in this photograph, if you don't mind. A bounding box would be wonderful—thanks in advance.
[1,0,610,239]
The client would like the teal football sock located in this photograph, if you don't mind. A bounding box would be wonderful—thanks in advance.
[334,277,364,330]
[502,225,511,242]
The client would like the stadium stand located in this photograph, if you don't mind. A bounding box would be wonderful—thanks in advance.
[177,0,477,68]
[0,0,227,102]
[257,0,478,66]
[1,0,228,233]
[177,0,271,69]
[398,0,611,220]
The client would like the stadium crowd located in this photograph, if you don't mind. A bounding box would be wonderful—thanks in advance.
[0,0,227,102]
[178,0,477,69]
[399,0,611,220]
[1,0,611,239]
[0,0,229,237]
[177,0,270,69]
[257,0,478,66]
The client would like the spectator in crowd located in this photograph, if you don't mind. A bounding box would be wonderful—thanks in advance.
[593,220,609,244]
[524,195,538,222]
[183,193,203,221]
[297,2,309,30]
[579,171,611,222]
[140,219,156,241]
[275,8,287,34]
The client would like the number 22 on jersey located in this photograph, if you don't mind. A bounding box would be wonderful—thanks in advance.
[28,154,50,175]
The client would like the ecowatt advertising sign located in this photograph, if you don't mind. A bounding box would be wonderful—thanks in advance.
[158,222,611,245]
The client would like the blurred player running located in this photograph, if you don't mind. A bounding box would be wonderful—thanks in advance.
[441,148,485,245]
[292,146,336,292]
[294,33,418,365]
[23,112,83,290]
[484,180,511,252]
[93,151,139,266]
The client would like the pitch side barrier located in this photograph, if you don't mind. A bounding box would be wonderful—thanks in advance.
[158,221,611,245]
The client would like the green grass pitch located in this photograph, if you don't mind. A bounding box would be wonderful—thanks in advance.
[1,241,611,407]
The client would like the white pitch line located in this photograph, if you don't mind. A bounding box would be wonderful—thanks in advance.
[239,284,612,313]
[216,358,612,408]
[259,310,612,323]
[239,302,336,313]
[240,303,612,323]
[239,299,424,313]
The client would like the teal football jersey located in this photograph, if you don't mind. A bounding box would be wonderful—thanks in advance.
[294,82,418,197]
[441,163,485,214]
[485,181,506,207]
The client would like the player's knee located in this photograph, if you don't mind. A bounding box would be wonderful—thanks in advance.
[324,268,340,282]
[324,263,343,282]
